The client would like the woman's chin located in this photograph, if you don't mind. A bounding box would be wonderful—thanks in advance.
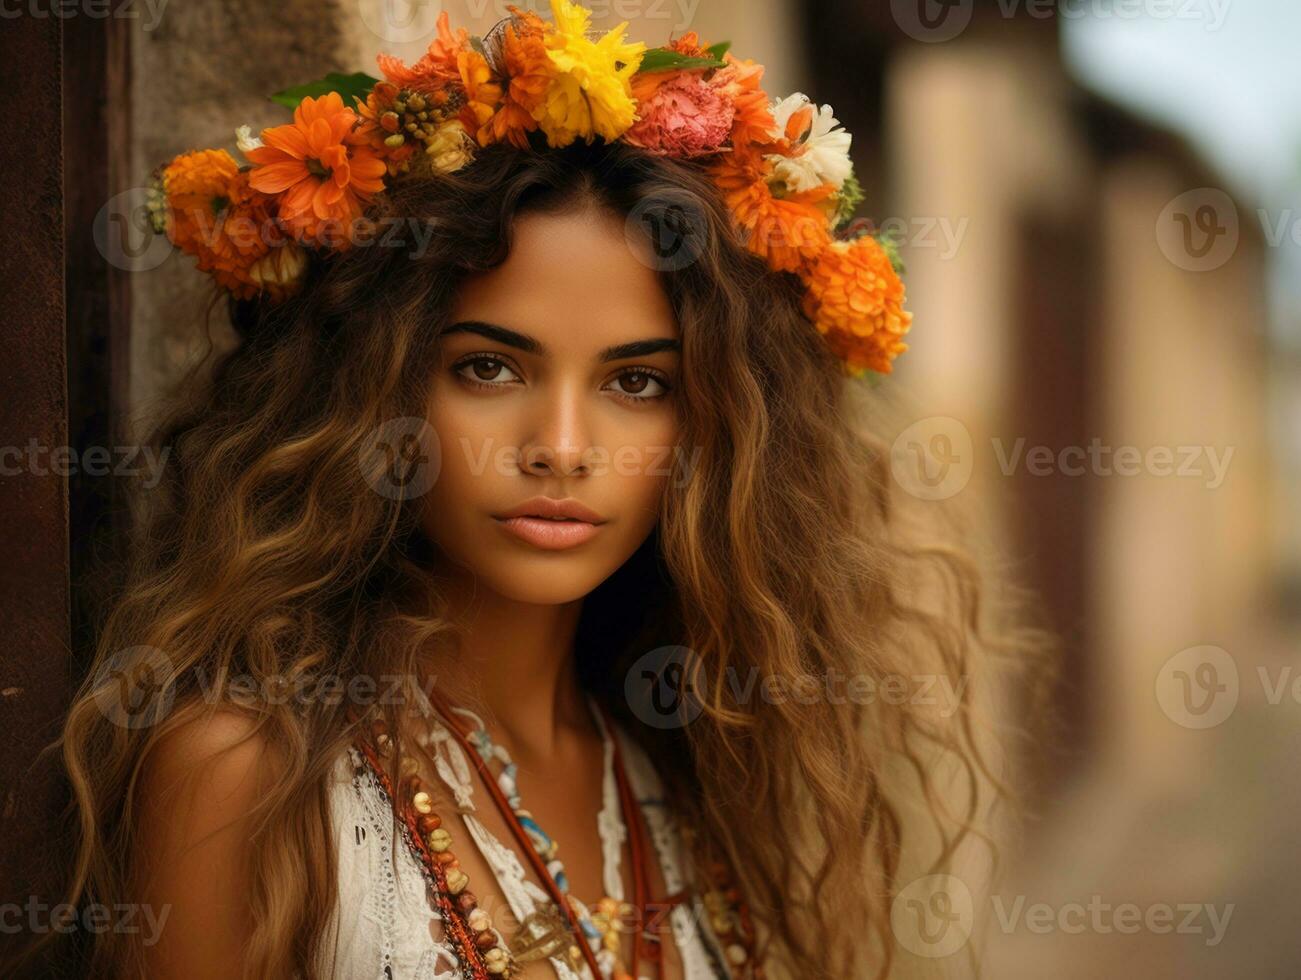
[470,560,612,607]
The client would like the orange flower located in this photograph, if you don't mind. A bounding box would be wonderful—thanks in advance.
[245,91,388,244]
[710,152,833,274]
[376,11,468,95]
[712,53,776,158]
[458,47,504,145]
[162,148,279,299]
[799,236,913,375]
[668,30,710,58]
[355,81,420,176]
[483,6,553,149]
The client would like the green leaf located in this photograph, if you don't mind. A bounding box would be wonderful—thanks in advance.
[831,170,865,231]
[268,71,381,110]
[876,231,907,276]
[705,40,732,60]
[636,47,727,74]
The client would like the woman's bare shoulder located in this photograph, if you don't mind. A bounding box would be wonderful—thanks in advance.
[139,708,282,794]
[133,707,284,979]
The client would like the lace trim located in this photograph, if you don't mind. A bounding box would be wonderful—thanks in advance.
[590,701,629,903]
[419,709,590,980]
[330,745,464,980]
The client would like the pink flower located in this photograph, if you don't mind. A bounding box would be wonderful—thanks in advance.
[624,74,735,158]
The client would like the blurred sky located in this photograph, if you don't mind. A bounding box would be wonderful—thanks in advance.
[1061,0,1301,343]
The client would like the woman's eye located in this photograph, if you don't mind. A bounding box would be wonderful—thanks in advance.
[607,370,670,401]
[455,356,520,386]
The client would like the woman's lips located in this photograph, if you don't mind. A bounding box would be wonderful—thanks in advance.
[493,515,603,550]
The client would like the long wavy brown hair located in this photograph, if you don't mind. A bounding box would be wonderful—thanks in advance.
[13,138,1055,979]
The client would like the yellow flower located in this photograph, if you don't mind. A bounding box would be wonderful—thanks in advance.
[800,236,913,376]
[534,0,645,146]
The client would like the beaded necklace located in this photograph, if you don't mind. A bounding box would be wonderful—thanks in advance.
[427,689,653,979]
[347,702,764,979]
[449,701,641,976]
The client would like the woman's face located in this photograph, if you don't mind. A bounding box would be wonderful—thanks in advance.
[419,205,682,606]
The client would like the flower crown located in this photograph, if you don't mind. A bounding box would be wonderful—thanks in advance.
[146,0,913,376]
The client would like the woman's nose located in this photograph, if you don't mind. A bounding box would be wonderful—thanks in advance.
[519,380,593,477]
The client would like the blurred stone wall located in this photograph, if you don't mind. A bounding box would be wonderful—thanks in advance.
[128,0,348,434]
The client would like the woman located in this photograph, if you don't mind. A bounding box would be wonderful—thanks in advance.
[16,5,1051,979]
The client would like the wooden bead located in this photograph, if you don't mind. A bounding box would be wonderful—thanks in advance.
[418,813,442,833]
[475,929,499,950]
[434,851,457,866]
[455,892,478,915]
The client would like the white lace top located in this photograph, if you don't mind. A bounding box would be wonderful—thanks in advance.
[316,701,735,980]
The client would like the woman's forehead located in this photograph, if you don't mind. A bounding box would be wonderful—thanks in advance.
[449,209,679,350]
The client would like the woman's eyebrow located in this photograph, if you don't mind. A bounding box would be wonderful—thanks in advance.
[444,319,542,354]
[601,337,681,361]
[444,320,681,362]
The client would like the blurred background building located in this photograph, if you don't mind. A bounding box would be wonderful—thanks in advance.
[4,0,1298,976]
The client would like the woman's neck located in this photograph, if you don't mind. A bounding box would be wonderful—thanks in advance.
[417,567,596,769]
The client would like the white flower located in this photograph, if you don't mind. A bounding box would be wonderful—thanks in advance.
[764,93,853,194]
[234,125,263,158]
